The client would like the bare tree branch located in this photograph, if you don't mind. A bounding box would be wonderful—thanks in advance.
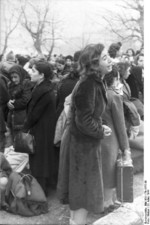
[1,0,23,55]
[101,0,143,46]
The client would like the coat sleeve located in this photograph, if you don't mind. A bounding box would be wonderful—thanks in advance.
[74,80,104,139]
[111,94,129,151]
[13,80,32,110]
[23,92,53,131]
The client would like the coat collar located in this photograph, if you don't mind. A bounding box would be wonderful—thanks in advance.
[27,80,53,110]
[88,71,108,104]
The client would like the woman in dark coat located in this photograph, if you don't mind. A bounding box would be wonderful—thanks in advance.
[23,62,56,195]
[57,44,113,225]
[7,65,32,140]
[102,66,132,209]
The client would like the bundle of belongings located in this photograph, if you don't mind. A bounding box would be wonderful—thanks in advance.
[0,150,48,216]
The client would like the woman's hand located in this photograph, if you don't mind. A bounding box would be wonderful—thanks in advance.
[102,125,112,137]
[7,100,15,110]
[122,148,133,165]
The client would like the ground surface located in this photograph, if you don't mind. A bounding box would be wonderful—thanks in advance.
[0,173,144,225]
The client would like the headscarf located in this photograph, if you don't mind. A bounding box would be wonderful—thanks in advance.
[9,64,30,83]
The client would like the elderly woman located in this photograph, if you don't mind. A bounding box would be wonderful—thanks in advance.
[57,43,113,225]
[23,62,56,195]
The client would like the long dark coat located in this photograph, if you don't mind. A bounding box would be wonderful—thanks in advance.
[24,80,56,181]
[101,88,129,189]
[57,73,107,214]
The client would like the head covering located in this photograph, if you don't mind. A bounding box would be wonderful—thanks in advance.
[0,61,15,79]
[6,51,16,62]
[9,64,30,83]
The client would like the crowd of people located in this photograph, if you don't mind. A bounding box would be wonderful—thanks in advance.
[0,41,144,224]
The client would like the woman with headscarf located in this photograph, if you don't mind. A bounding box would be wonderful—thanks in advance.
[7,65,32,141]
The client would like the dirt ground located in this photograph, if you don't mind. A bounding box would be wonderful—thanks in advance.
[0,173,144,225]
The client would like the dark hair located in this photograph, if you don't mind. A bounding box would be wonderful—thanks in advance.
[73,50,82,62]
[117,62,130,80]
[34,62,53,80]
[134,53,144,65]
[104,64,119,87]
[126,48,135,56]
[65,55,73,61]
[16,54,29,67]
[108,42,122,58]
[78,43,105,76]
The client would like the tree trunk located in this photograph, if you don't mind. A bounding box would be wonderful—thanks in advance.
[34,38,42,54]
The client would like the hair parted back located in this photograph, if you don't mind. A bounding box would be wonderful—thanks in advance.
[34,61,53,80]
[78,43,104,76]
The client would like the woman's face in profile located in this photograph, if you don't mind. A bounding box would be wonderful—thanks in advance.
[99,49,112,76]
[30,65,43,84]
[124,67,130,80]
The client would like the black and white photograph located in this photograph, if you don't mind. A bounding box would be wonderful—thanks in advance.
[0,0,146,224]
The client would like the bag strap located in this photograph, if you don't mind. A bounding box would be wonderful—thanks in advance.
[20,173,33,196]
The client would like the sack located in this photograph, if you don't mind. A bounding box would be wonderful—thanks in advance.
[116,155,134,203]
[4,146,29,173]
[14,132,35,154]
[0,153,12,209]
[5,172,48,216]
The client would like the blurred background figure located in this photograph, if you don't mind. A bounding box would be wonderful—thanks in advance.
[108,42,122,63]
[126,48,135,65]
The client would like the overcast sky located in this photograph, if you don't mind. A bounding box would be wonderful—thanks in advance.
[0,0,144,55]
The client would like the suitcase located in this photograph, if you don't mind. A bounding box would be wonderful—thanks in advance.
[116,157,134,203]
